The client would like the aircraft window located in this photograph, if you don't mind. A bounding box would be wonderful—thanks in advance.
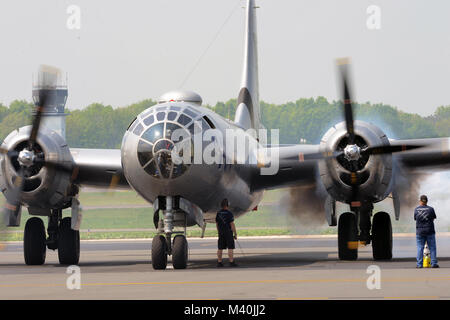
[141,123,164,143]
[143,160,160,179]
[169,106,181,111]
[154,139,174,153]
[165,122,184,140]
[188,121,202,136]
[201,118,210,130]
[140,108,154,119]
[203,116,215,129]
[178,114,192,126]
[156,112,166,121]
[133,123,144,136]
[183,108,198,119]
[155,152,172,179]
[143,115,154,126]
[167,112,178,121]
[156,106,167,112]
[138,122,191,180]
[137,140,153,167]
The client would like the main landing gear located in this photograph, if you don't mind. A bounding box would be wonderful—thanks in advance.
[337,203,393,261]
[151,196,189,270]
[24,217,46,265]
[23,209,80,266]
[371,211,392,260]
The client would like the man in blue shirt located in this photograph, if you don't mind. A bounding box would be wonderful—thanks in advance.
[216,199,238,267]
[414,195,439,268]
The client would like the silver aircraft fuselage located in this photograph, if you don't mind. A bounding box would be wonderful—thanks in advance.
[121,101,264,220]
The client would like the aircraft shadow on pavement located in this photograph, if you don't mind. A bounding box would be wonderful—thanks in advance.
[1,254,448,271]
[185,254,450,270]
[0,251,331,270]
[185,251,344,270]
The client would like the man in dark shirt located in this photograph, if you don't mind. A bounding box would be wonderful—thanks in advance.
[414,195,439,268]
[216,199,238,267]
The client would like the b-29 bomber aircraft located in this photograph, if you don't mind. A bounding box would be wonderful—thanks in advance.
[1,0,450,269]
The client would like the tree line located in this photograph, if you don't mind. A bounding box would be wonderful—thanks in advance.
[0,97,449,148]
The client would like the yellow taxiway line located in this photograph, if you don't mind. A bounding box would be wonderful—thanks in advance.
[1,276,450,289]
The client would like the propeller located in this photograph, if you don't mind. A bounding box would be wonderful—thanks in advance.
[296,143,423,162]
[0,147,18,158]
[2,90,48,222]
[1,70,77,225]
[337,59,363,207]
[340,59,355,145]
[294,59,426,207]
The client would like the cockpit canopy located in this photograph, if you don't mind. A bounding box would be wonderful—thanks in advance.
[127,103,214,180]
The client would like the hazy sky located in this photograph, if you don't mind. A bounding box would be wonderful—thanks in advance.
[1,0,449,115]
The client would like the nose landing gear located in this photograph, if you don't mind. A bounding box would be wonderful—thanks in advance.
[151,234,168,269]
[172,235,188,269]
[151,196,189,270]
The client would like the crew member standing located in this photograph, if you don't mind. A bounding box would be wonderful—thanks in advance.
[216,199,238,267]
[414,195,439,268]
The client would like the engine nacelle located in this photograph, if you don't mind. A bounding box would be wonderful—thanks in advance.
[0,126,74,212]
[319,120,393,204]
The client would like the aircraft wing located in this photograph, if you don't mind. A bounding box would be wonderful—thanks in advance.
[251,144,320,191]
[252,137,450,191]
[390,137,450,171]
[70,148,130,189]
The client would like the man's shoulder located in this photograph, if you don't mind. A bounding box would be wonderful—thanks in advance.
[415,205,431,210]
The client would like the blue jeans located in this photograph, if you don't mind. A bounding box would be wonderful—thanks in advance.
[416,234,438,267]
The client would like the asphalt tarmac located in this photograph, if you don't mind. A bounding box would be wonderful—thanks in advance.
[0,235,449,299]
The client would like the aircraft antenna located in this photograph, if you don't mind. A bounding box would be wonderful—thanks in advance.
[178,0,242,89]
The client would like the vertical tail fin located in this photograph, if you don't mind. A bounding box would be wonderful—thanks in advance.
[234,0,261,131]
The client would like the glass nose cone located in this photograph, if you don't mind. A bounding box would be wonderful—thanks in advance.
[137,110,194,179]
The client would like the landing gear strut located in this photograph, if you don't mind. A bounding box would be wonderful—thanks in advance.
[151,196,189,270]
[46,209,61,250]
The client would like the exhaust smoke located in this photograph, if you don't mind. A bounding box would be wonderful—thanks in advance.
[279,182,328,228]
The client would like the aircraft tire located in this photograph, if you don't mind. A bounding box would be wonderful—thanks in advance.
[24,217,47,265]
[372,211,392,260]
[58,217,80,265]
[338,212,358,260]
[172,235,188,269]
[152,235,168,270]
